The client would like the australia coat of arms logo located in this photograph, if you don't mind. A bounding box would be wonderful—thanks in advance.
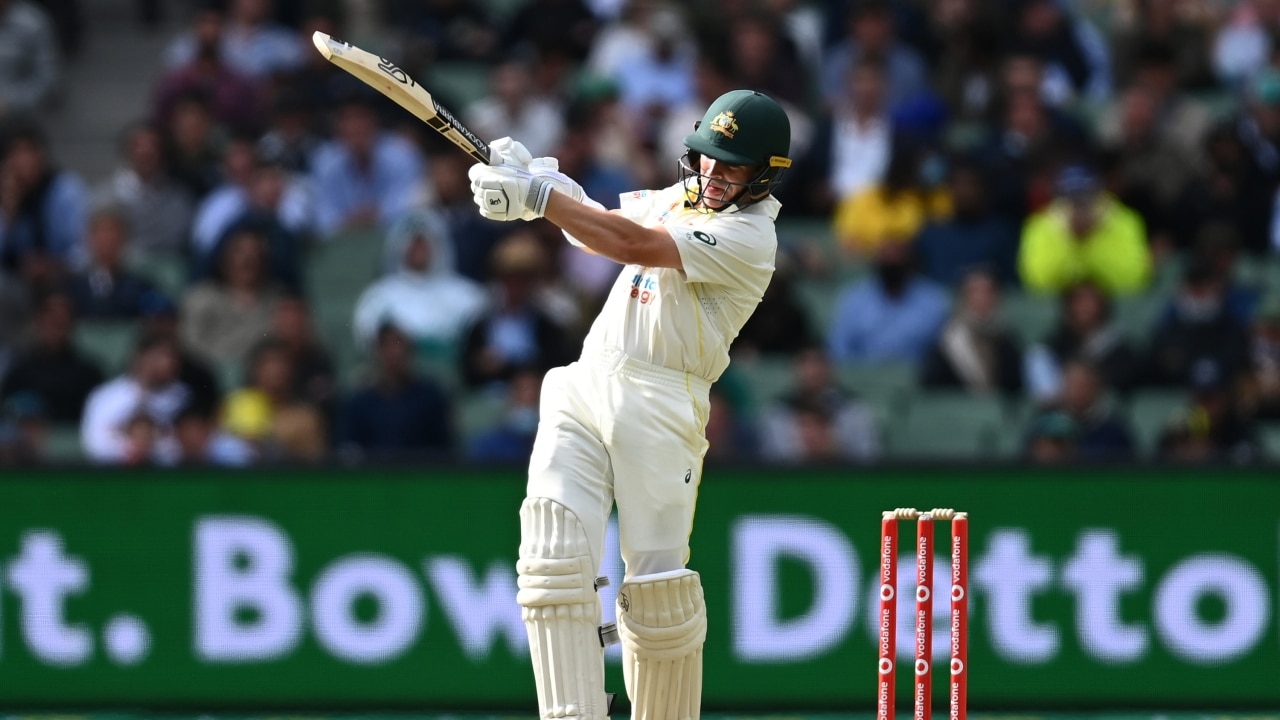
[709,111,739,138]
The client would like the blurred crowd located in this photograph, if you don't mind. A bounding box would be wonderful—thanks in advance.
[2,0,1280,467]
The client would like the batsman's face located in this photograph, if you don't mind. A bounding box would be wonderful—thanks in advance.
[698,155,754,209]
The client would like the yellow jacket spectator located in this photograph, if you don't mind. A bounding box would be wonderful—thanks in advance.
[834,140,952,256]
[1019,166,1151,296]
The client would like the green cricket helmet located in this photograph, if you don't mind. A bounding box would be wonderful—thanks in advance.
[680,89,793,209]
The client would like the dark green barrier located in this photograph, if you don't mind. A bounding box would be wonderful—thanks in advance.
[0,467,1276,709]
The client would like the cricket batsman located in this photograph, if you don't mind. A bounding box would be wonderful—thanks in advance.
[468,89,791,720]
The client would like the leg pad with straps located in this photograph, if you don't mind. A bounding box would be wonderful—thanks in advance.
[616,569,707,720]
[517,497,610,719]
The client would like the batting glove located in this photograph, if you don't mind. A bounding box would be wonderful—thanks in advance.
[489,137,534,169]
[470,163,539,221]
[527,157,586,205]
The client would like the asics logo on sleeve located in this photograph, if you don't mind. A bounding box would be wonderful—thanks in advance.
[692,230,717,246]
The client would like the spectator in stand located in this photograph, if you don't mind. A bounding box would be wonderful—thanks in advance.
[1212,0,1280,88]
[461,232,576,389]
[1156,358,1258,464]
[760,345,880,462]
[916,156,1021,288]
[1216,69,1280,255]
[546,104,627,304]
[0,268,28,377]
[586,0,656,79]
[181,227,285,369]
[930,1,1004,125]
[1009,0,1111,104]
[988,57,1091,215]
[137,293,221,414]
[0,391,46,465]
[1026,281,1138,404]
[338,322,454,461]
[309,94,424,238]
[1112,0,1216,92]
[270,11,350,116]
[834,137,951,258]
[80,332,189,465]
[820,0,927,110]
[392,0,498,64]
[31,0,81,59]
[0,290,102,423]
[1186,223,1260,325]
[726,12,807,107]
[191,137,309,261]
[165,0,304,81]
[0,0,60,117]
[467,367,542,463]
[1240,294,1280,422]
[734,256,814,358]
[921,269,1023,396]
[220,339,326,463]
[266,294,335,420]
[170,399,253,467]
[828,241,949,365]
[422,146,507,284]
[603,5,695,123]
[64,206,162,320]
[161,92,223,202]
[1026,359,1135,461]
[192,152,308,292]
[500,0,597,63]
[151,8,263,133]
[1143,260,1250,388]
[1102,41,1212,166]
[702,384,758,462]
[1019,165,1151,296]
[575,74,660,191]
[807,55,893,216]
[94,122,193,258]
[352,207,488,355]
[658,48,736,172]
[1097,86,1198,258]
[464,60,566,160]
[1024,410,1079,464]
[255,89,320,175]
[0,123,87,288]
[762,0,823,73]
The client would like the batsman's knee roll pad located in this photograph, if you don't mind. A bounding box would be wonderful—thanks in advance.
[616,569,707,720]
[517,497,610,719]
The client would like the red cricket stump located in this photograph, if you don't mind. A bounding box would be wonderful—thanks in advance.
[914,514,934,720]
[877,513,899,720]
[950,514,969,720]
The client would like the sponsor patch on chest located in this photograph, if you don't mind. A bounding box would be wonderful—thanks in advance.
[628,271,659,305]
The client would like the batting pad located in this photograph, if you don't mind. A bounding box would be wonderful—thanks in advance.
[616,570,707,720]
[517,498,610,719]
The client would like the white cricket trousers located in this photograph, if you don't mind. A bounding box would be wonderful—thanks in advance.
[527,346,712,580]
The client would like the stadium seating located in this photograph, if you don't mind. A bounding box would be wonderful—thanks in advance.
[74,322,137,375]
[1125,390,1187,456]
[459,389,508,443]
[44,424,84,464]
[1260,425,1280,461]
[1002,292,1058,346]
[886,391,1006,460]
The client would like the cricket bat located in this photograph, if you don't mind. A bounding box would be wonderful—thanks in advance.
[311,31,494,165]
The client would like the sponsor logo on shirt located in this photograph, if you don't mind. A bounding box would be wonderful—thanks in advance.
[629,272,658,305]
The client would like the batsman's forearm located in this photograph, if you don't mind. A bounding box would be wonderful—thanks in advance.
[543,191,653,265]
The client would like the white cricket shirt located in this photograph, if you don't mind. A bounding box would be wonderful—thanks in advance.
[580,182,780,382]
